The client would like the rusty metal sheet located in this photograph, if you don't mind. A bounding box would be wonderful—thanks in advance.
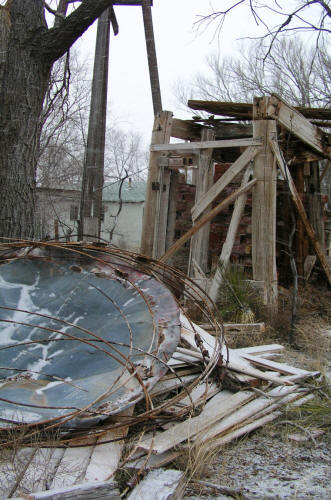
[0,249,180,428]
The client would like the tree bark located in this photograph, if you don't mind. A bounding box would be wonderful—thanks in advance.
[0,0,117,240]
[0,0,50,239]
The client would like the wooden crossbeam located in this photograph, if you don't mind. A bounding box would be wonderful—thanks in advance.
[151,138,261,153]
[192,146,260,221]
[171,118,202,141]
[254,95,330,159]
[270,138,331,285]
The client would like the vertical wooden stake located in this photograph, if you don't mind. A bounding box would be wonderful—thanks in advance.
[140,111,173,257]
[252,116,278,308]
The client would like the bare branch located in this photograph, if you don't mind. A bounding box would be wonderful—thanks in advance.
[38,0,116,63]
[197,1,331,60]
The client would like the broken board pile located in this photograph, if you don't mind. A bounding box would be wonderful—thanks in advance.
[2,315,319,500]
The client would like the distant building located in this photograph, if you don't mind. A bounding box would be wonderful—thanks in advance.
[36,180,146,251]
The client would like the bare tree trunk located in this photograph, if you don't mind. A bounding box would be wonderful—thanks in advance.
[0,0,51,239]
[0,0,118,240]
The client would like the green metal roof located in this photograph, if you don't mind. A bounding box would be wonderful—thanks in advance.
[102,180,146,203]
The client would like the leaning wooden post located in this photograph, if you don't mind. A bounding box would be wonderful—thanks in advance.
[209,166,252,302]
[140,111,173,257]
[252,98,278,308]
[189,128,215,275]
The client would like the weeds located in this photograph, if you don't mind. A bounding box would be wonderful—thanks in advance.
[215,265,260,324]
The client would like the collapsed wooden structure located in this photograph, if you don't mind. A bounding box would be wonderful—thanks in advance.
[141,95,331,307]
[2,316,320,499]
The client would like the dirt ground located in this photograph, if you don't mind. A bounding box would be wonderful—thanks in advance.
[183,325,331,500]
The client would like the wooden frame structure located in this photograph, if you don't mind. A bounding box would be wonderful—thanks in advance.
[141,95,331,307]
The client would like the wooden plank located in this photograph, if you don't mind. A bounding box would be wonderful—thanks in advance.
[138,391,253,455]
[239,353,311,376]
[197,322,266,334]
[189,127,215,274]
[304,255,317,280]
[140,111,173,257]
[180,315,292,386]
[164,381,220,415]
[50,437,95,489]
[151,137,262,152]
[16,448,64,496]
[188,99,331,121]
[252,119,278,307]
[127,469,184,500]
[233,344,285,355]
[0,447,36,499]
[171,118,202,141]
[205,388,313,451]
[84,408,134,483]
[194,385,297,443]
[125,450,181,472]
[192,146,259,221]
[226,360,293,386]
[307,161,325,248]
[206,411,281,447]
[270,138,331,285]
[149,374,199,395]
[254,95,330,159]
[12,480,120,499]
[209,166,252,301]
[223,322,265,335]
[160,179,257,263]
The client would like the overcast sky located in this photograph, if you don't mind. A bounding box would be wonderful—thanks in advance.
[75,0,258,145]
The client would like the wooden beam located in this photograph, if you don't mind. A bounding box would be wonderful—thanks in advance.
[140,111,173,256]
[252,119,278,307]
[84,408,134,482]
[189,128,215,274]
[192,146,260,221]
[270,138,331,285]
[199,322,265,334]
[151,137,262,153]
[127,469,184,500]
[170,118,202,141]
[254,95,330,159]
[160,179,257,263]
[14,480,120,499]
[209,166,252,302]
[307,161,325,249]
[137,391,253,455]
[141,0,162,115]
[188,99,331,122]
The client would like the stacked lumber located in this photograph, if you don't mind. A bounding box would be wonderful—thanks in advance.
[124,315,318,473]
[6,316,319,500]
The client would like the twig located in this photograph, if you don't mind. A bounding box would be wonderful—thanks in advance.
[278,420,318,446]
[191,479,250,499]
